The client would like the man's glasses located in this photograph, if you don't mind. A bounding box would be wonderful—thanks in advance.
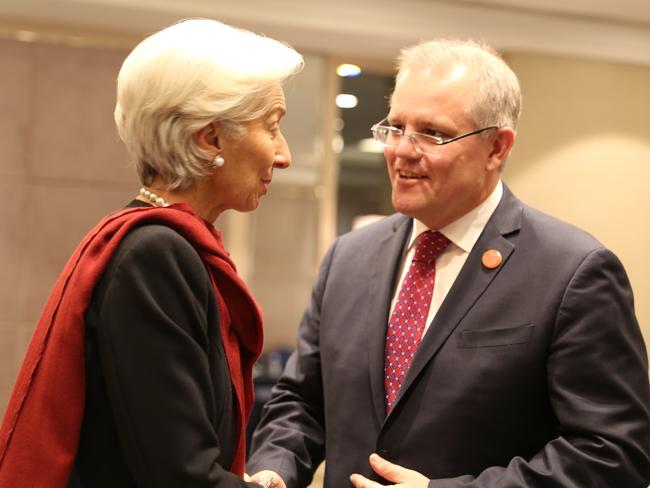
[370,118,498,156]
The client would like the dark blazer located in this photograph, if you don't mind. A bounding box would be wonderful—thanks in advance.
[69,205,254,488]
[248,185,650,487]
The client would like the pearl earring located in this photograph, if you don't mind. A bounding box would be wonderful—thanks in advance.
[213,155,225,168]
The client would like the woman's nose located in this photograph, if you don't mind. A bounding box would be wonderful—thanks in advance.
[273,132,291,169]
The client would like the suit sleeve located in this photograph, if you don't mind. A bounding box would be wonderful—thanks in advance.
[429,247,650,487]
[246,241,340,488]
[93,226,257,488]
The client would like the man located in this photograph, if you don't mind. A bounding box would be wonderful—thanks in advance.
[247,40,650,487]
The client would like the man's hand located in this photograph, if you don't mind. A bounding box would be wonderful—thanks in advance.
[249,470,287,488]
[350,454,429,488]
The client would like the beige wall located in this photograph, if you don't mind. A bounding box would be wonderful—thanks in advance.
[0,33,648,420]
[503,52,650,347]
[0,37,137,415]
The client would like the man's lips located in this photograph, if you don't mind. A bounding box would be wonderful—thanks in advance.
[397,170,427,179]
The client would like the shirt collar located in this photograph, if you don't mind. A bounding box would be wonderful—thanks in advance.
[407,180,503,254]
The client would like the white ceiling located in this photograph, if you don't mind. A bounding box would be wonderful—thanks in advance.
[1,0,650,66]
[453,0,650,26]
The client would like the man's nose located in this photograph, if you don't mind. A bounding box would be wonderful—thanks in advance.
[394,133,420,159]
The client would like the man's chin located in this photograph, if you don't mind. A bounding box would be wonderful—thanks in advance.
[391,197,419,218]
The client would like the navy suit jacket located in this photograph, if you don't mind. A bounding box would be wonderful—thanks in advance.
[248,185,650,487]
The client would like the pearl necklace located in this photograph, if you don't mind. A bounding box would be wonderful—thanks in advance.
[139,187,169,207]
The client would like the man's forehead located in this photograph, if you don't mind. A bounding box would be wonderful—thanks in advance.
[397,62,471,86]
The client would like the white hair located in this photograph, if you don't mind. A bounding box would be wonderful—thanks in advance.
[114,18,304,189]
[396,39,522,130]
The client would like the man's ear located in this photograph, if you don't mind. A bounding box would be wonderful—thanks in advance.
[487,127,515,171]
[192,121,222,154]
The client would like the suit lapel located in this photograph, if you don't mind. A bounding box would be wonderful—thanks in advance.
[388,187,524,416]
[367,215,412,425]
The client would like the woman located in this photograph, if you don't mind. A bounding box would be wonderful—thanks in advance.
[0,19,303,488]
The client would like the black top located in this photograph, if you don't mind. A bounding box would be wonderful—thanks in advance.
[69,201,255,488]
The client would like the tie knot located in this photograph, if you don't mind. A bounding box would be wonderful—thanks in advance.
[413,231,450,263]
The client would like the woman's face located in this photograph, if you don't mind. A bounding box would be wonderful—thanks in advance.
[214,85,291,213]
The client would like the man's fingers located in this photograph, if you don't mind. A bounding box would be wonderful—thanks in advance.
[367,454,430,488]
[368,453,411,483]
[350,473,385,488]
[353,455,429,488]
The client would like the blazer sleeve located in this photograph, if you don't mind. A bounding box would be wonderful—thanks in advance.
[246,240,340,488]
[429,247,650,487]
[91,225,257,488]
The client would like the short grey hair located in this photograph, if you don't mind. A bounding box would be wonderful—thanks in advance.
[114,18,304,190]
[396,39,522,130]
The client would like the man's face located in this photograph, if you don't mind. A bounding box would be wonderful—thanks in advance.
[385,64,504,229]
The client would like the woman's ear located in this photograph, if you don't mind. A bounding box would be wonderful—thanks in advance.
[192,121,222,153]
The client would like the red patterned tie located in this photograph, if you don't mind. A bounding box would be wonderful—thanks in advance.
[384,230,450,413]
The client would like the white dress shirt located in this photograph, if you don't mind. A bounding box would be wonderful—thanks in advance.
[388,180,504,334]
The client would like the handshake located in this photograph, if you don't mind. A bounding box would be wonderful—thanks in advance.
[246,454,431,488]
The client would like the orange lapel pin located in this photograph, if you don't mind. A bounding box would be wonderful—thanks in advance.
[482,249,503,269]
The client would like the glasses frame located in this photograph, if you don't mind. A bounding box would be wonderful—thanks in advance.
[371,118,498,155]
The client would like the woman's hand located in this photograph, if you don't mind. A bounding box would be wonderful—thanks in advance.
[249,470,287,488]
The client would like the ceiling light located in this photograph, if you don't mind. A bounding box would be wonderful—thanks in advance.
[357,137,385,153]
[336,94,358,109]
[336,63,362,77]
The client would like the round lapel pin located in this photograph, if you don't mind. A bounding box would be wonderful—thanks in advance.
[482,249,502,269]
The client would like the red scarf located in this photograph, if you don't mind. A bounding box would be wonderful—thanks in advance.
[0,203,262,486]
